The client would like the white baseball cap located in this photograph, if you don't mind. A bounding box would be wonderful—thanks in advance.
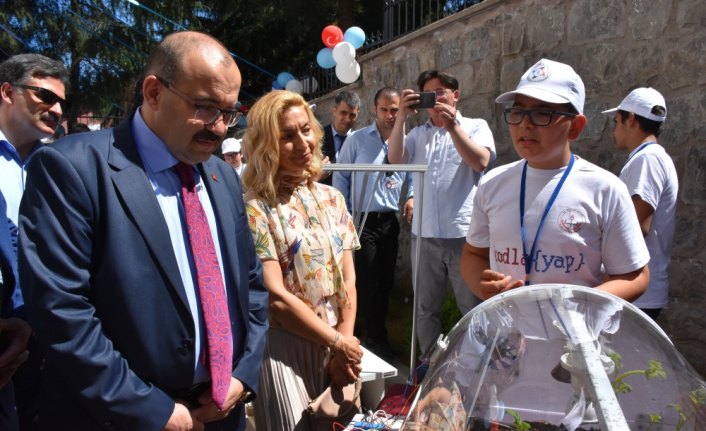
[496,58,585,114]
[221,138,242,154]
[601,87,667,122]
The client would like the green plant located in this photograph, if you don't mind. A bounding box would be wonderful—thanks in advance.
[643,413,663,431]
[506,408,530,431]
[666,388,706,431]
[668,402,687,431]
[610,355,667,394]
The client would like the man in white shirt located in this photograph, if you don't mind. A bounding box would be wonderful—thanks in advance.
[603,87,678,320]
[388,70,496,360]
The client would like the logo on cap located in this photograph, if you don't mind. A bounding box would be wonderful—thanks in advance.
[528,64,551,82]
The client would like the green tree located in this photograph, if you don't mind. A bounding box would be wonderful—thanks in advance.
[1,0,383,121]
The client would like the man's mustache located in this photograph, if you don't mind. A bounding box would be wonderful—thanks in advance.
[193,130,221,142]
[40,113,61,127]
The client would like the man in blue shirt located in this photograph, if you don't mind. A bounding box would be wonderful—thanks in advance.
[0,52,69,429]
[334,87,412,359]
[0,53,69,312]
[0,190,31,431]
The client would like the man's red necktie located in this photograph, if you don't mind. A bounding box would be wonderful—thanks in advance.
[175,162,233,410]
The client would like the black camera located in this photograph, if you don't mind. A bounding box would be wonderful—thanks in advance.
[410,92,436,109]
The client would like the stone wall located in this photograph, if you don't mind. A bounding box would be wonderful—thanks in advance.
[311,0,706,375]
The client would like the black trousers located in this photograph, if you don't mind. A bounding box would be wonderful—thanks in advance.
[354,212,400,344]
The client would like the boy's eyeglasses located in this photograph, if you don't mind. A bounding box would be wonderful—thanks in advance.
[503,108,576,127]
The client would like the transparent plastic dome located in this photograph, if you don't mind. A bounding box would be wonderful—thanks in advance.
[403,284,706,430]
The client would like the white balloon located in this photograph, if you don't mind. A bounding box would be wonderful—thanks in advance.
[301,77,319,93]
[332,41,356,64]
[285,79,303,94]
[335,60,361,84]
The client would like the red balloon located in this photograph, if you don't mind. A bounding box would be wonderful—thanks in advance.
[322,25,343,48]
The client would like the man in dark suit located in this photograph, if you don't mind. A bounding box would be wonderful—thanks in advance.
[0,191,31,431]
[18,31,268,431]
[319,89,360,185]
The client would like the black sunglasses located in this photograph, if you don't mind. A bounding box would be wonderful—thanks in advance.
[13,83,66,111]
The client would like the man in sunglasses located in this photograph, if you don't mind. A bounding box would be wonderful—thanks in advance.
[462,59,649,305]
[0,52,69,430]
[0,53,68,292]
[18,31,267,430]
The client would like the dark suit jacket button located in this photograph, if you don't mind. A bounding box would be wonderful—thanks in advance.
[178,339,193,355]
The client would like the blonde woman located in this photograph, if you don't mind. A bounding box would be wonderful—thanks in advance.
[242,90,363,430]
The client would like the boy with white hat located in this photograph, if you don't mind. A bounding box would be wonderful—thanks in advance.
[222,137,246,176]
[461,58,649,302]
[603,87,678,320]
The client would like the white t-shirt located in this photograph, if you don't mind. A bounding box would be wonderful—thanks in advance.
[467,157,649,287]
[405,113,495,238]
[620,143,678,308]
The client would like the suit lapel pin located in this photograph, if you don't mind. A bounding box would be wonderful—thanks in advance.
[211,173,218,182]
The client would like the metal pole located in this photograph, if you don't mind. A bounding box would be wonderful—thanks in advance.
[409,171,423,380]
[324,163,426,383]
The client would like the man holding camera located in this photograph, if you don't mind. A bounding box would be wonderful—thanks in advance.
[388,70,495,361]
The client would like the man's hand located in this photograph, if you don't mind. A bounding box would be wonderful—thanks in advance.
[398,89,421,119]
[0,317,31,388]
[403,198,414,224]
[477,269,524,300]
[433,101,457,129]
[191,377,244,423]
[163,403,202,431]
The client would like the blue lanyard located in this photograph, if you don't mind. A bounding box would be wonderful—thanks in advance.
[520,155,575,285]
[625,141,655,164]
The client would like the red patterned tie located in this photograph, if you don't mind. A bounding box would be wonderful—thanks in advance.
[175,162,233,409]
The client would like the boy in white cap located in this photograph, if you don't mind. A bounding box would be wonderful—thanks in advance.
[603,87,678,320]
[461,58,649,302]
[222,137,246,176]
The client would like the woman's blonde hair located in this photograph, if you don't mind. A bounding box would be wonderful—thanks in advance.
[242,90,323,204]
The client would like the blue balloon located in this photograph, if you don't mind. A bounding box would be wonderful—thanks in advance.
[277,72,295,88]
[272,79,283,90]
[316,48,336,69]
[343,26,366,49]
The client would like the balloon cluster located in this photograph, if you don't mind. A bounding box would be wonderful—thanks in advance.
[272,72,319,95]
[316,25,365,84]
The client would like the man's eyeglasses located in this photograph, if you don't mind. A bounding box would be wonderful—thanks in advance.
[13,84,66,112]
[432,88,452,98]
[503,108,576,127]
[155,76,242,128]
